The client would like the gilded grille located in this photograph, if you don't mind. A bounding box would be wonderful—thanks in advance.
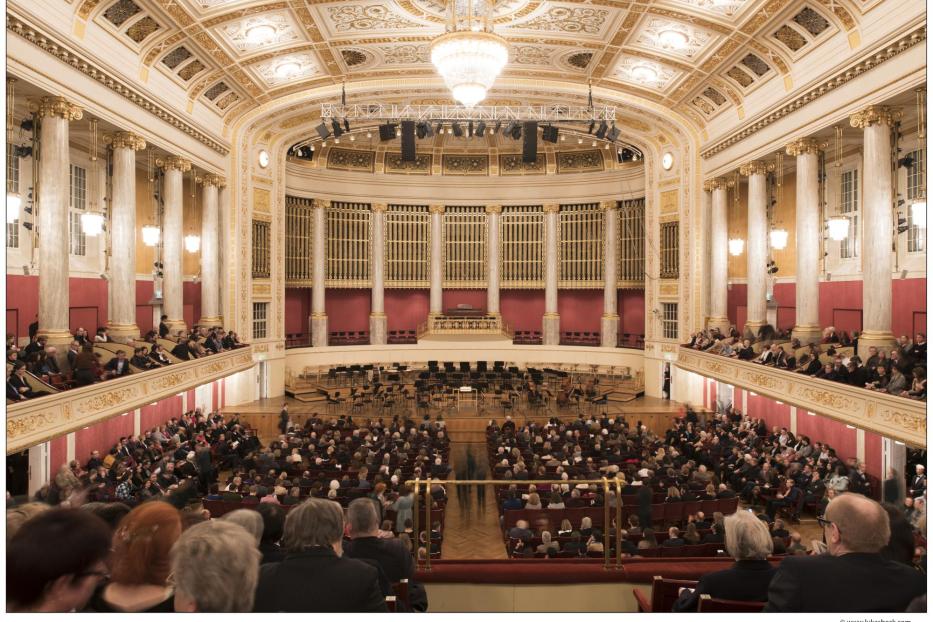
[326,202,371,286]
[177,59,206,81]
[252,220,271,279]
[660,220,679,279]
[103,0,141,27]
[559,203,603,287]
[161,46,192,70]
[773,24,808,51]
[501,205,544,288]
[443,206,487,287]
[125,16,160,43]
[386,205,430,287]
[285,196,314,284]
[793,7,830,37]
[204,82,230,101]
[618,198,645,283]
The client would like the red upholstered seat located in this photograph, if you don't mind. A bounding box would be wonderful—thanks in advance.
[633,576,699,613]
[697,595,765,612]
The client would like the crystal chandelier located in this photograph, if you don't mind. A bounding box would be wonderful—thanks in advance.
[430,0,509,108]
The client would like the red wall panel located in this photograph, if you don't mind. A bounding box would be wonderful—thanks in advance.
[500,290,545,332]
[183,282,201,328]
[892,278,926,339]
[325,289,371,332]
[747,393,791,430]
[557,290,603,332]
[136,280,155,334]
[140,395,183,431]
[795,411,858,462]
[619,289,645,337]
[74,413,134,465]
[384,290,429,331]
[49,436,67,472]
[864,431,883,484]
[442,289,487,312]
[285,288,311,336]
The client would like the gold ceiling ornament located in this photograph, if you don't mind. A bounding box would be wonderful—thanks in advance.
[849,104,902,129]
[428,204,446,214]
[784,137,821,156]
[543,203,560,213]
[27,96,83,121]
[484,204,502,214]
[371,203,388,212]
[739,159,771,176]
[703,177,726,191]
[155,156,193,172]
[104,131,147,151]
[199,173,226,187]
[6,77,15,143]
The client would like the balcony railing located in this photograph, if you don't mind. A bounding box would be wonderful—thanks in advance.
[675,348,926,448]
[6,346,255,454]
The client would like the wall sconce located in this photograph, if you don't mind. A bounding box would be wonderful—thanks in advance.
[184,234,201,253]
[142,225,161,246]
[769,228,788,250]
[728,238,745,256]
[81,211,105,236]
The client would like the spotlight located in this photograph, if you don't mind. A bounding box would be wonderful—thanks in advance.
[607,125,620,142]
[595,121,608,139]
[424,123,434,138]
[331,119,343,138]
[378,123,397,141]
[494,121,502,134]
[588,121,596,134]
[435,123,444,135]
[542,126,558,143]
[476,121,487,137]
[343,119,350,132]
[416,122,428,139]
[452,122,464,137]
[13,145,32,158]
[503,122,518,139]
[316,122,331,140]
[468,121,474,137]
[510,123,522,140]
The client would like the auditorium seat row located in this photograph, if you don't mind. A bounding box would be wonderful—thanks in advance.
[502,498,739,530]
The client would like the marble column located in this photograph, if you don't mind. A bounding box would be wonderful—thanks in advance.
[486,205,501,315]
[543,203,560,345]
[429,205,444,315]
[30,97,82,352]
[158,156,190,336]
[369,203,387,345]
[105,131,147,342]
[218,184,229,324]
[311,199,328,346]
[601,200,619,347]
[198,174,223,327]
[706,178,730,333]
[740,160,769,335]
[786,138,823,343]
[851,105,901,356]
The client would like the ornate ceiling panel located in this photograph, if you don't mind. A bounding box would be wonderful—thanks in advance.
[46,0,872,136]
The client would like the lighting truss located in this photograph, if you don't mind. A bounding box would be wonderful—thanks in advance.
[320,103,617,122]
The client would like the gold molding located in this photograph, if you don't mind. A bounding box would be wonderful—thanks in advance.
[849,105,903,129]
[104,131,147,151]
[27,96,82,121]
[739,160,771,176]
[543,204,560,213]
[371,203,388,213]
[200,173,225,187]
[156,156,192,172]
[784,137,822,156]
[485,204,502,214]
[703,177,727,191]
[429,205,445,214]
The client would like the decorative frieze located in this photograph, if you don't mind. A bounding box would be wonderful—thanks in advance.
[556,149,603,173]
[442,154,489,176]
[327,148,376,172]
[384,152,432,174]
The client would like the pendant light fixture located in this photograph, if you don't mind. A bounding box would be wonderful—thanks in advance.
[6,77,21,224]
[910,88,926,228]
[184,167,200,253]
[728,170,745,256]
[769,150,788,250]
[141,148,160,246]
[80,118,105,236]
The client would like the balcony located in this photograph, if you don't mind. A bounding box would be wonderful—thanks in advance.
[675,348,926,447]
[6,346,255,454]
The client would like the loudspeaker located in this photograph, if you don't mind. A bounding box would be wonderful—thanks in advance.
[316,122,331,140]
[378,123,397,141]
[542,125,558,143]
[595,121,608,139]
[522,121,538,163]
[401,120,416,162]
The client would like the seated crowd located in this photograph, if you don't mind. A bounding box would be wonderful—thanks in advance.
[686,325,926,401]
[6,410,453,612]
[6,319,244,401]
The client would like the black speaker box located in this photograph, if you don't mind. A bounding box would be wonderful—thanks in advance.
[522,121,538,163]
[401,120,416,162]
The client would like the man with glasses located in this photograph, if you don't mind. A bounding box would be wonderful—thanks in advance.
[764,493,925,612]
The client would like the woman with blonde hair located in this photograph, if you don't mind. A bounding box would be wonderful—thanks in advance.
[524,492,542,510]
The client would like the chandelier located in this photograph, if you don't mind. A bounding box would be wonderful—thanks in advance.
[430,0,509,108]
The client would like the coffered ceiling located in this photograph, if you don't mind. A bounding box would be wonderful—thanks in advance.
[17,0,873,135]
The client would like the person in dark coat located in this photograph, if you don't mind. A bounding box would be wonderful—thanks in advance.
[765,494,925,612]
[253,499,387,613]
[883,467,902,506]
[278,404,289,435]
[637,481,653,531]
[673,510,777,611]
[344,499,427,611]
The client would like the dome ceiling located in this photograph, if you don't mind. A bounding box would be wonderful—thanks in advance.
[57,0,862,132]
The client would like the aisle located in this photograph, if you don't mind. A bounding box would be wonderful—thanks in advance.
[440,441,508,559]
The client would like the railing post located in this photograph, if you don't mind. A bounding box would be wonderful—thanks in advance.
[614,477,623,568]
[425,477,433,571]
[413,477,421,571]
[602,477,610,570]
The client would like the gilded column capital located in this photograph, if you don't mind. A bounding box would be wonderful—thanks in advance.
[785,137,823,156]
[313,199,330,209]
[599,200,618,211]
[197,174,225,187]
[739,160,771,177]
[371,203,387,213]
[703,177,726,192]
[850,105,902,129]
[485,204,502,214]
[156,156,192,172]
[104,131,147,151]
[429,204,445,214]
[543,203,560,214]
[28,96,83,121]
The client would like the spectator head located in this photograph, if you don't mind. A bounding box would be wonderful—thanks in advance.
[82,502,132,533]
[917,464,926,475]
[668,526,680,539]
[724,509,773,561]
[221,509,263,546]
[346,498,380,538]
[255,503,285,544]
[6,502,52,543]
[281,499,344,555]
[7,508,111,612]
[170,519,260,613]
[823,493,890,556]
[541,531,552,544]
[581,516,592,530]
[110,501,183,586]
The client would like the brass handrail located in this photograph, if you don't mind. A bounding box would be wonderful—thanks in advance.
[407,477,628,571]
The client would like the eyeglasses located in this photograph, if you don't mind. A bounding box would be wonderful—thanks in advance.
[816,516,839,534]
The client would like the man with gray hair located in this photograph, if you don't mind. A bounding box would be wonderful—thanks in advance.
[765,493,926,612]
[344,498,427,611]
[171,520,260,612]
[253,498,387,612]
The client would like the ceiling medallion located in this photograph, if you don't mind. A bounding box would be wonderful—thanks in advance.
[430,1,509,107]
[631,65,658,83]
[245,24,275,45]
[657,28,689,50]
